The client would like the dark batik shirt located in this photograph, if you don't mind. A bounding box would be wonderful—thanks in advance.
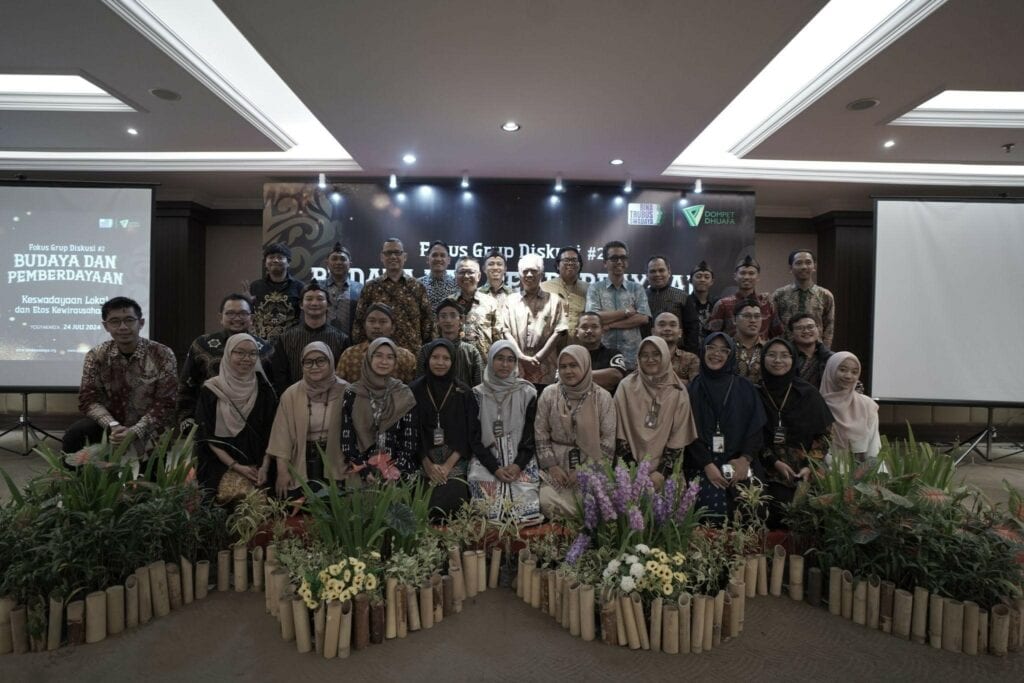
[708,292,783,340]
[694,296,718,340]
[352,273,433,353]
[644,285,701,353]
[452,291,506,361]
[271,322,351,395]
[250,275,305,341]
[176,329,273,423]
[772,283,836,349]
[418,273,460,310]
[733,336,765,385]
[340,390,420,478]
[796,341,834,390]
[321,275,363,337]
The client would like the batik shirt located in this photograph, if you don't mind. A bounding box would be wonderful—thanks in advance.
[540,277,589,337]
[176,330,273,423]
[708,292,783,340]
[584,279,651,370]
[733,337,765,385]
[451,291,505,360]
[335,342,418,384]
[644,285,701,353]
[671,349,701,384]
[504,289,568,384]
[352,273,433,353]
[418,273,460,310]
[772,283,836,349]
[78,337,178,442]
[249,275,304,341]
[479,282,514,312]
[321,275,363,337]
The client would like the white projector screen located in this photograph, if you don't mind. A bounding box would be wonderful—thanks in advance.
[1,183,153,390]
[873,198,1024,405]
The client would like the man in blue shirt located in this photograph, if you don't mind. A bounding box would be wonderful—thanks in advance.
[584,240,651,370]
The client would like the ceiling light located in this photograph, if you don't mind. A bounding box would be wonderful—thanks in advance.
[461,172,469,189]
[318,172,327,189]
[396,192,406,202]
[501,121,521,132]
[624,175,633,193]
[330,187,342,203]
[554,174,564,193]
[846,97,879,111]
[678,198,688,206]
[149,88,182,101]
[892,90,1024,128]
[883,139,896,148]
[694,179,703,194]
[402,153,417,164]
[0,74,134,112]
[389,173,398,190]
[613,196,624,206]
[549,196,560,205]
[126,127,139,136]
[610,158,624,166]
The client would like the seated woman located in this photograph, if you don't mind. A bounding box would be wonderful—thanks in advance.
[685,333,766,521]
[820,351,881,462]
[414,300,483,387]
[536,345,616,519]
[267,342,347,497]
[341,337,419,479]
[410,339,486,520]
[757,338,834,528]
[614,336,697,486]
[468,341,542,524]
[195,333,278,497]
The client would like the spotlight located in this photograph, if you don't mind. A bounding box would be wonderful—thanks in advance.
[555,174,564,193]
[318,173,326,189]
[678,198,688,206]
[549,195,560,205]
[883,139,896,148]
[624,175,633,193]
[610,158,624,166]
[613,196,624,206]
[461,172,470,189]
[330,186,342,203]
[501,121,521,132]
[694,179,703,194]
[389,173,398,190]
[402,153,417,164]
[126,127,139,136]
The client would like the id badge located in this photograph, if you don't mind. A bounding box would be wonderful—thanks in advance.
[712,431,725,454]
[773,421,786,446]
[433,427,445,446]
[567,447,581,469]
[492,419,504,438]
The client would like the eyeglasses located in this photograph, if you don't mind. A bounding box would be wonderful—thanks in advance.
[457,270,478,277]
[638,352,662,362]
[737,312,762,320]
[382,249,404,257]
[230,349,259,359]
[605,255,628,262]
[705,346,731,357]
[104,317,139,328]
[301,357,330,368]
[222,311,251,318]
[792,323,817,332]
[559,258,580,264]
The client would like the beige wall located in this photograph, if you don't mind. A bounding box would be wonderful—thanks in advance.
[754,233,817,294]
[204,224,263,331]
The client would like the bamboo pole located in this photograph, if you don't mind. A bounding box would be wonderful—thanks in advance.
[338,601,352,659]
[181,557,194,605]
[840,571,854,620]
[324,600,341,659]
[852,579,866,626]
[252,547,264,592]
[866,575,881,630]
[990,604,1010,656]
[463,550,478,600]
[419,583,433,630]
[569,583,581,638]
[125,577,139,629]
[217,550,231,592]
[941,599,964,653]
[166,563,182,610]
[46,595,62,650]
[662,602,679,653]
[385,577,398,638]
[807,567,822,608]
[232,545,248,592]
[488,548,501,589]
[690,594,705,654]
[85,591,107,644]
[893,589,913,640]
[879,581,895,634]
[770,546,785,597]
[911,587,928,644]
[195,560,210,600]
[828,567,842,616]
[106,585,125,635]
[10,606,28,654]
[136,566,153,624]
[148,561,170,618]
[65,600,84,646]
[678,593,692,654]
[292,599,312,653]
[963,601,979,656]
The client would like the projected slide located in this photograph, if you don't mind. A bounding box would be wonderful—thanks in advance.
[1,184,152,389]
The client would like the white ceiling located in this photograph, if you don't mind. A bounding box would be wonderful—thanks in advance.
[0,0,1021,216]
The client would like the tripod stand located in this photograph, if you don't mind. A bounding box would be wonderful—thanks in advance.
[0,392,61,456]
[952,406,1024,466]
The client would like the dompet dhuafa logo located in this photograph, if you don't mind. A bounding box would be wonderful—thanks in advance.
[679,204,737,228]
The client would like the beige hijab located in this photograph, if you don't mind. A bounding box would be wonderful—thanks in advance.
[203,333,263,437]
[614,336,697,462]
[556,345,602,460]
[299,342,346,402]
[349,337,417,452]
[820,352,879,455]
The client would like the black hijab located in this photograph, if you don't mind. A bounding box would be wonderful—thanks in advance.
[687,332,766,457]
[758,338,833,449]
[410,339,476,457]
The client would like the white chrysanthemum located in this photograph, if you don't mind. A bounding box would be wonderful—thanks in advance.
[608,559,621,573]
[620,576,635,592]
[635,544,650,555]
[630,563,646,578]
[625,555,638,565]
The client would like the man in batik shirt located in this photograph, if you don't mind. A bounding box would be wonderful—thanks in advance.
[352,237,433,354]
[450,256,505,360]
[249,242,304,341]
[772,249,836,348]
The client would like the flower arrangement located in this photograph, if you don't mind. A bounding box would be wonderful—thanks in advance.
[601,544,688,598]
[297,551,383,609]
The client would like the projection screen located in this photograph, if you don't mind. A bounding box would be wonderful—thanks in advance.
[872,198,1024,405]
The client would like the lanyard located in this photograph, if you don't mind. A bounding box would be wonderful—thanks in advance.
[426,382,455,426]
[560,387,588,445]
[763,382,793,421]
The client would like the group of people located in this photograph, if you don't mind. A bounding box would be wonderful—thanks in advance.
[63,239,880,528]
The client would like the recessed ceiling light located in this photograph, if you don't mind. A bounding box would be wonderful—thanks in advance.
[149,88,182,101]
[501,121,521,132]
[554,174,564,192]
[610,158,624,166]
[460,172,469,189]
[846,97,879,111]
[883,139,896,148]
[126,127,139,136]
[402,153,416,164]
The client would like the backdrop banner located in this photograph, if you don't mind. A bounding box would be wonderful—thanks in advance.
[262,181,754,295]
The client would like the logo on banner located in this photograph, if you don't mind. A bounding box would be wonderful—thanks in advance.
[627,203,663,226]
[98,218,113,229]
[682,204,705,227]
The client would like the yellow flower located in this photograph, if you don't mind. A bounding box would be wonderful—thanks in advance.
[645,560,660,573]
[339,588,351,603]
[672,553,686,565]
[352,575,365,590]
[662,583,673,595]
[343,569,352,582]
[304,596,318,609]
[329,579,343,592]
[329,563,341,577]
[349,557,359,566]
[370,551,381,560]
[339,558,348,568]
[365,574,378,591]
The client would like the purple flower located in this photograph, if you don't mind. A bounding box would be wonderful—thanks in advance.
[583,493,598,529]
[676,478,700,522]
[566,533,591,565]
[632,460,655,500]
[628,505,645,531]
[593,476,617,521]
[653,477,676,525]
[613,466,633,514]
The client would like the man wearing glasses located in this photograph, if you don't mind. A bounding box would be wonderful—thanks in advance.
[176,293,273,426]
[732,299,767,384]
[708,255,783,340]
[352,237,433,353]
[449,257,505,360]
[249,242,304,341]
[63,296,178,457]
[789,313,834,388]
[584,240,651,370]
[540,246,589,339]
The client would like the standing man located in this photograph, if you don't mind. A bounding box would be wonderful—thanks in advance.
[789,313,834,388]
[450,256,505,360]
[176,293,273,425]
[584,240,651,370]
[480,249,514,311]
[708,255,783,340]
[690,260,717,340]
[644,255,700,353]
[336,303,417,383]
[249,242,304,341]
[732,298,766,385]
[352,237,433,354]
[652,312,700,384]
[416,300,484,387]
[320,242,362,337]
[575,311,626,393]
[63,296,177,455]
[418,240,460,309]
[772,249,836,349]
[503,253,568,387]
[271,282,350,395]
[540,246,589,339]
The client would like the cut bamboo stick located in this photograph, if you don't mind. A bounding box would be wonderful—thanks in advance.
[232,545,248,592]
[85,591,107,644]
[252,547,264,592]
[338,601,352,659]
[807,567,822,608]
[488,548,501,589]
[744,556,757,598]
[1010,601,1023,653]
[385,577,398,638]
[866,575,881,630]
[419,583,433,630]
[721,591,734,640]
[911,586,928,644]
[217,550,231,592]
[990,604,1010,656]
[580,584,596,642]
[47,595,62,650]
[65,600,84,646]
[530,568,541,610]
[292,599,312,653]
[619,592,640,650]
[702,594,714,652]
[442,576,454,618]
[963,601,979,656]
[516,548,527,598]
[314,603,326,655]
[396,586,408,637]
[650,596,663,651]
[941,598,964,653]
[353,594,370,650]
[195,560,210,601]
[840,570,854,620]
[181,557,194,605]
[136,566,153,624]
[979,610,988,655]
[633,592,651,650]
[463,550,478,600]
[789,555,804,601]
[852,579,866,626]
[270,569,288,619]
[476,550,486,594]
[600,590,618,646]
[828,567,842,616]
[431,574,443,625]
[728,581,745,634]
[614,590,627,647]
[324,600,341,659]
[757,554,769,597]
[105,586,125,635]
[10,606,28,654]
[691,594,706,654]
[679,592,692,654]
[166,563,182,610]
[0,596,13,655]
[662,602,679,654]
[125,577,139,629]
[406,584,421,632]
[712,590,724,646]
[278,594,295,642]
[879,580,895,634]
[547,571,558,618]
[569,583,581,638]
[770,546,785,597]
[893,589,913,640]
[148,561,170,618]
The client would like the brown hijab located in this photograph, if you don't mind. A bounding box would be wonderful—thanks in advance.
[349,337,417,452]
[556,345,602,461]
[614,336,697,463]
[299,342,347,402]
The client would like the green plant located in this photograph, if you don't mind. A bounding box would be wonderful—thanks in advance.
[227,490,288,546]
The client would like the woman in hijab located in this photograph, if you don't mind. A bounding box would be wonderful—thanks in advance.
[341,337,419,480]
[536,345,616,518]
[267,341,347,497]
[685,333,766,521]
[468,340,542,524]
[410,339,487,520]
[195,333,278,493]
[757,338,834,527]
[820,351,880,462]
[614,336,698,487]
